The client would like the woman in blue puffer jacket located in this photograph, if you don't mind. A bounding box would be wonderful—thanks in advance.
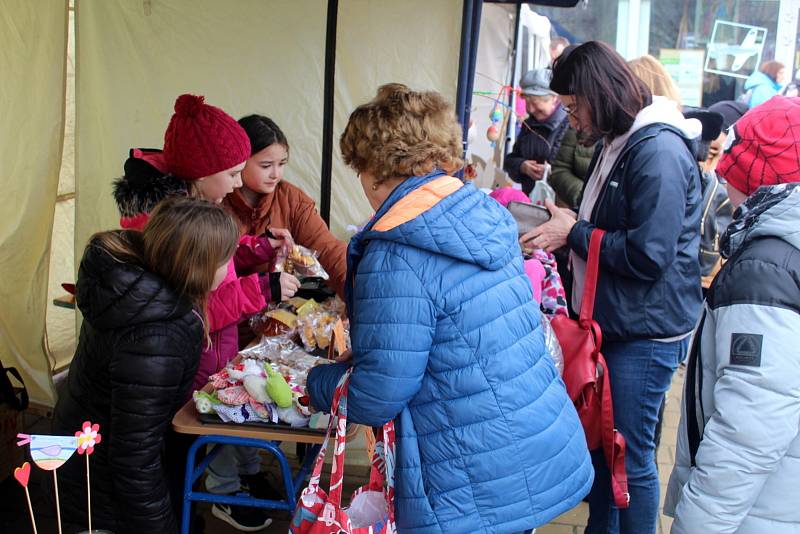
[306,83,593,534]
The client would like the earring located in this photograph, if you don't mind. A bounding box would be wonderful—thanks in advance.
[371,183,378,191]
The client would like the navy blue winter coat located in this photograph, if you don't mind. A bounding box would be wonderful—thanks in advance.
[568,124,703,340]
[307,172,593,534]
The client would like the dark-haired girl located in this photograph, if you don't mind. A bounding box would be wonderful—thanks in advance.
[224,115,347,297]
[521,41,703,534]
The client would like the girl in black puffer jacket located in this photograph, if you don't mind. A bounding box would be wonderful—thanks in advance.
[53,197,239,534]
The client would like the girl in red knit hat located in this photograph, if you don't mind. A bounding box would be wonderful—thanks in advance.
[113,94,298,531]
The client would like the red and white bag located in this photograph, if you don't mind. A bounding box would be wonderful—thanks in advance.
[290,370,396,533]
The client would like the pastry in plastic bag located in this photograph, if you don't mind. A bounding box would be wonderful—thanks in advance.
[251,307,298,337]
[276,244,329,280]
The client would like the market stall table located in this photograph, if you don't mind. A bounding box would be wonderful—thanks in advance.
[172,385,324,534]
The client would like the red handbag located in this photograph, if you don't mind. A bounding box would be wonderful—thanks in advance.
[550,229,630,508]
[290,370,396,533]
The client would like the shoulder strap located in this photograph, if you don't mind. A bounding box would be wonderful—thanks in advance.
[0,366,28,411]
[685,313,707,467]
[597,353,629,508]
[579,229,606,327]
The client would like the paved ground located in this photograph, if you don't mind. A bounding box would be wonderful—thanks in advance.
[202,366,686,534]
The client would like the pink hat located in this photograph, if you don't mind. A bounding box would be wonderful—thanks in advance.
[489,187,530,207]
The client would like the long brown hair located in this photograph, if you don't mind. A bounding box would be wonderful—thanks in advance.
[90,197,238,338]
[551,41,652,141]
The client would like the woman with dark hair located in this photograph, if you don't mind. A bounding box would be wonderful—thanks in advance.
[521,41,703,534]
[744,60,786,108]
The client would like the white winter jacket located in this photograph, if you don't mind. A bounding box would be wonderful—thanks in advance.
[665,184,800,534]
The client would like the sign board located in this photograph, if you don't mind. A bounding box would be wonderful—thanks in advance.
[660,48,705,107]
[705,20,768,79]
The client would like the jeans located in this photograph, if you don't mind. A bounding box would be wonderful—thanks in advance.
[205,445,262,494]
[584,337,688,534]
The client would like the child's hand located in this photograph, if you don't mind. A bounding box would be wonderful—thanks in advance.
[267,228,294,250]
[279,272,301,301]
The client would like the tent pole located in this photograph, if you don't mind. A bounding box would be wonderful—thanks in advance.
[505,3,522,153]
[320,0,339,226]
[464,0,483,143]
[456,0,483,161]
[455,0,475,149]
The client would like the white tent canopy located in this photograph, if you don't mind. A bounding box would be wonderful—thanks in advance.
[1,0,462,406]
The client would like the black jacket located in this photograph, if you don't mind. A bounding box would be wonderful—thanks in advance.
[503,105,569,194]
[568,123,703,340]
[52,236,203,534]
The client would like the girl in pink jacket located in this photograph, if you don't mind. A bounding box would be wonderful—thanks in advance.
[113,94,294,530]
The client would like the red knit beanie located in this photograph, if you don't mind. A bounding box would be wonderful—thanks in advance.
[162,94,251,180]
[717,96,800,196]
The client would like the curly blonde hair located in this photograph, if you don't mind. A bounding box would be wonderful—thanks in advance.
[339,83,464,184]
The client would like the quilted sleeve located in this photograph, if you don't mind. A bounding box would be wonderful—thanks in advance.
[307,248,435,426]
[206,262,266,333]
[550,128,586,207]
[108,325,194,534]
[233,234,276,274]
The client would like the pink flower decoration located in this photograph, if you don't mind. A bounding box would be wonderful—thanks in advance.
[75,421,102,455]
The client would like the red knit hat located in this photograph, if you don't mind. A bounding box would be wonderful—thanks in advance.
[717,96,800,196]
[162,94,251,180]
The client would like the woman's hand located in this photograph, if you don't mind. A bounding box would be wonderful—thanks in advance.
[334,349,353,364]
[279,272,301,300]
[521,160,546,180]
[520,200,577,253]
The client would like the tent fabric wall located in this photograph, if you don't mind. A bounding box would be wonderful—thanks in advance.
[75,0,464,250]
[6,0,464,404]
[74,0,327,258]
[469,2,517,189]
[330,0,463,237]
[0,0,68,405]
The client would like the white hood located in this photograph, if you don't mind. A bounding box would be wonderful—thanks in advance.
[630,96,703,139]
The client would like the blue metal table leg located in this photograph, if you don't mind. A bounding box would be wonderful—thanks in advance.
[180,435,321,532]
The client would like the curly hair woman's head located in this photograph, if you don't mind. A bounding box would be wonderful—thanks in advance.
[340,83,464,185]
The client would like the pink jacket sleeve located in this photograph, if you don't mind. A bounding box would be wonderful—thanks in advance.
[234,234,277,274]
[206,261,266,333]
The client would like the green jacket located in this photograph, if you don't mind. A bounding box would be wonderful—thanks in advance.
[550,127,596,208]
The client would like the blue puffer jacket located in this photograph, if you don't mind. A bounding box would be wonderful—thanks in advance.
[307,172,593,534]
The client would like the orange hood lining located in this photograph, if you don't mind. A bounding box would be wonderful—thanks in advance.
[372,176,464,232]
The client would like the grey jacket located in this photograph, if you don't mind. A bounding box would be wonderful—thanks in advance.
[665,184,800,534]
